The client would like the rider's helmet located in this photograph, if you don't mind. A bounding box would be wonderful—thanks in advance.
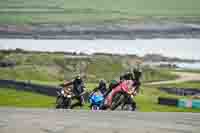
[75,74,82,84]
[99,79,106,88]
[123,71,134,80]
[133,68,142,80]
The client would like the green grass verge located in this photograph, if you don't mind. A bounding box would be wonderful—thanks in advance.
[0,87,55,108]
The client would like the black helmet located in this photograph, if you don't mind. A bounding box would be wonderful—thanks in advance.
[124,71,134,80]
[99,79,106,85]
[133,69,142,80]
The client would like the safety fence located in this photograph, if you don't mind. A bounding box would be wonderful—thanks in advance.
[158,97,200,109]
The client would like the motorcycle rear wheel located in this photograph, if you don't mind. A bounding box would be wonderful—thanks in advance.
[111,93,136,111]
[121,103,134,111]
[111,93,125,110]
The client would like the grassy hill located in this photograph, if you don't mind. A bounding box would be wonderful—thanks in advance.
[0,51,177,84]
[0,0,200,24]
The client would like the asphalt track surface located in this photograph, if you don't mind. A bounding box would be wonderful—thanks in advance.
[0,107,199,133]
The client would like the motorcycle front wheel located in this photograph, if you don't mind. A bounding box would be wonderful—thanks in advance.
[91,105,100,110]
[56,96,64,109]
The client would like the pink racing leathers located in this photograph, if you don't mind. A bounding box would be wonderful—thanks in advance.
[105,80,137,107]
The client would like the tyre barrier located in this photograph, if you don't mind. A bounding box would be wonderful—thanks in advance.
[0,79,90,100]
[158,97,178,106]
[159,87,200,96]
[0,79,59,96]
[178,99,200,109]
[158,97,200,109]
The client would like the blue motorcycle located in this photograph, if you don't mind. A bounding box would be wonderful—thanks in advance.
[89,92,104,110]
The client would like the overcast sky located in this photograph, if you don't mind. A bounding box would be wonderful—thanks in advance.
[0,39,200,60]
